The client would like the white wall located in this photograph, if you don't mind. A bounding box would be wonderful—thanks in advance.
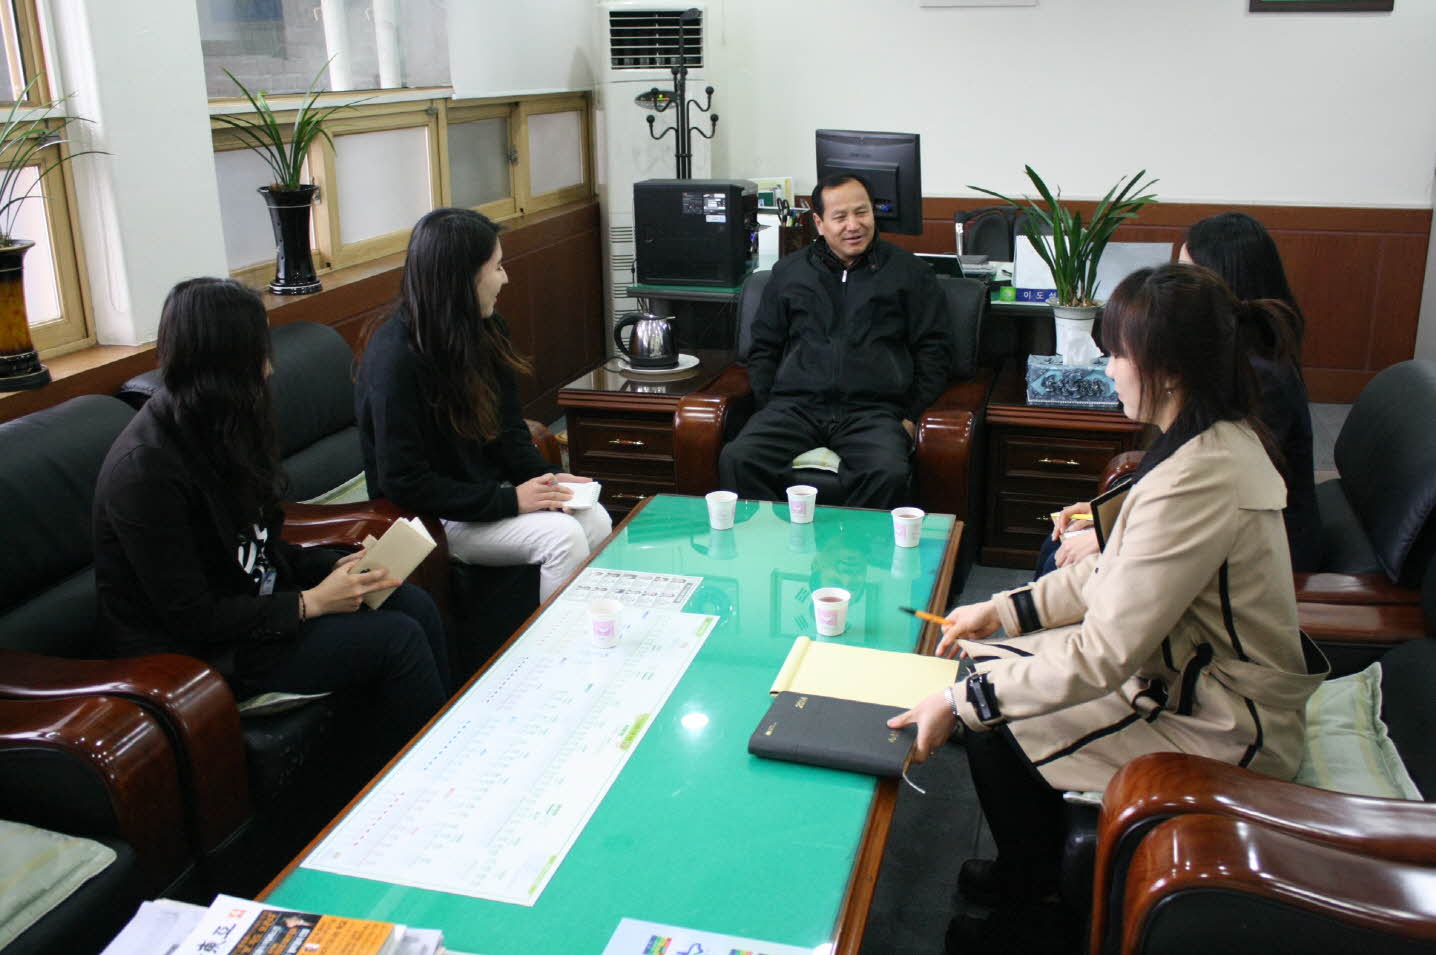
[49,0,228,346]
[450,0,594,97]
[708,0,1436,208]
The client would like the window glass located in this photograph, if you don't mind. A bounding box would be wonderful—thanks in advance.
[197,0,450,97]
[448,117,511,209]
[215,148,282,270]
[0,0,27,104]
[527,110,584,195]
[334,125,431,244]
[10,166,61,326]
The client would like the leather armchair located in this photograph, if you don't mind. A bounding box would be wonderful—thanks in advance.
[673,271,994,524]
[1088,634,1436,954]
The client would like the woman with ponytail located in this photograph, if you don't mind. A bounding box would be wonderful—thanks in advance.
[94,278,449,752]
[356,208,610,603]
[890,265,1329,947]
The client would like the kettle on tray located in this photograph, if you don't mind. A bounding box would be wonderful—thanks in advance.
[613,310,678,370]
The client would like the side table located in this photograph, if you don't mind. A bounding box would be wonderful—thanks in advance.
[981,361,1148,568]
[559,350,733,520]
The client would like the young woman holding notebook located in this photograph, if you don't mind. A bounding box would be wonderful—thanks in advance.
[889,264,1329,948]
[93,278,449,749]
[355,208,611,603]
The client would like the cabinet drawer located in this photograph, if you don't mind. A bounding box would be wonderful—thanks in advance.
[570,417,674,460]
[991,490,1079,546]
[598,477,672,515]
[571,449,675,481]
[1000,435,1123,482]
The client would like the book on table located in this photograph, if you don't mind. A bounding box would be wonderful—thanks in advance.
[747,636,961,777]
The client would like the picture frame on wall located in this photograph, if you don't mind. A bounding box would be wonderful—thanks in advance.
[1249,1,1393,11]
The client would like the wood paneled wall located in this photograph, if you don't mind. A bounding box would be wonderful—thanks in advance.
[886,198,1433,402]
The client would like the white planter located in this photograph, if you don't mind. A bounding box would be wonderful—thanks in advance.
[1048,301,1102,365]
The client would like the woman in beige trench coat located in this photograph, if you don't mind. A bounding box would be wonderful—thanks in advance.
[890,264,1330,942]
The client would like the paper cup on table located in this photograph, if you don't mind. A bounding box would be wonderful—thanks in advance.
[892,506,925,548]
[588,598,622,649]
[705,490,738,530]
[786,484,818,524]
[812,587,852,637]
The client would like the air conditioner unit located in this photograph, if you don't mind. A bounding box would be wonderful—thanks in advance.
[593,1,714,345]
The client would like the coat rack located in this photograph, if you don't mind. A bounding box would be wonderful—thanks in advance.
[643,7,717,179]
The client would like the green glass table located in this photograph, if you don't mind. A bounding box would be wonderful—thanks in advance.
[264,494,961,954]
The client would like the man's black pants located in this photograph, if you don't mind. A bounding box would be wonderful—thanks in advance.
[718,400,911,509]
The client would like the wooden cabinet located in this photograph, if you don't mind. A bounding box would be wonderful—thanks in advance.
[981,362,1147,568]
[558,351,732,520]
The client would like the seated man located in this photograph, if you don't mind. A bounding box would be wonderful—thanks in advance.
[719,173,953,509]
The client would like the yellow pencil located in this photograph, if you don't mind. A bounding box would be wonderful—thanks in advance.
[898,605,947,626]
[1050,511,1094,523]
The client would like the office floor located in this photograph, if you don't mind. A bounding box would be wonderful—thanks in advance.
[858,401,1351,955]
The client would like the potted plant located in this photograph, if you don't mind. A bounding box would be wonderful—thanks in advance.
[213,64,363,295]
[972,167,1158,362]
[0,75,102,391]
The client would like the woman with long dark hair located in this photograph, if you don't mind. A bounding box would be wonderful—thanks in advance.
[1182,211,1322,570]
[356,208,610,602]
[94,278,449,750]
[891,265,1329,947]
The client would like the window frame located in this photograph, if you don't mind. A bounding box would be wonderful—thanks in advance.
[213,89,594,287]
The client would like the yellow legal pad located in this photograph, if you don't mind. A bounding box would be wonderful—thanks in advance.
[769,636,961,710]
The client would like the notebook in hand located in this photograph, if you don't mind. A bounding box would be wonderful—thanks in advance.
[352,516,436,610]
[749,692,916,777]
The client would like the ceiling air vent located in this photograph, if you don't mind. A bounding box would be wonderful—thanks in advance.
[608,9,702,70]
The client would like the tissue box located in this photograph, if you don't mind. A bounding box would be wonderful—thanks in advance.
[1025,354,1120,410]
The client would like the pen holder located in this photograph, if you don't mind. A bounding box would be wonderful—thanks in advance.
[778,214,816,258]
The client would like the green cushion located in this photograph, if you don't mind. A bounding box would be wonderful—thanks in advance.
[1294,661,1421,800]
[1063,662,1421,808]
[0,820,117,950]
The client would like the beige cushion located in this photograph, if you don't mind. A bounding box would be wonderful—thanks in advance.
[791,447,840,473]
[299,471,369,506]
[0,820,117,949]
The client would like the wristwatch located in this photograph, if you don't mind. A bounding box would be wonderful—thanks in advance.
[965,672,1005,727]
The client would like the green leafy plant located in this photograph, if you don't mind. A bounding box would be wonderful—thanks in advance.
[0,75,103,246]
[212,62,366,191]
[971,167,1158,307]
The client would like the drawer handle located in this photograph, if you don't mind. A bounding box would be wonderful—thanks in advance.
[1037,456,1081,468]
[608,438,648,449]
[1036,514,1053,523]
[613,492,646,504]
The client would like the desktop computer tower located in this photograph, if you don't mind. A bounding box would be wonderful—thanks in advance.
[634,179,759,287]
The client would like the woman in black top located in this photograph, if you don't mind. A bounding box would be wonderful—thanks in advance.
[356,208,610,602]
[94,279,448,749]
[1182,212,1322,571]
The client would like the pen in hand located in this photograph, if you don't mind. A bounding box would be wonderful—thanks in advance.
[898,605,947,626]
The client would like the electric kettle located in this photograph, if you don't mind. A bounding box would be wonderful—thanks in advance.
[612,310,678,369]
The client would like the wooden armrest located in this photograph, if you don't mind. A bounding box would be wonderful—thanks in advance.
[1100,451,1145,495]
[282,499,404,549]
[0,649,251,852]
[674,364,754,495]
[0,695,191,892]
[1298,600,1427,644]
[914,368,994,522]
[1091,752,1436,954]
[1295,572,1420,605]
[1121,815,1436,954]
[526,418,561,468]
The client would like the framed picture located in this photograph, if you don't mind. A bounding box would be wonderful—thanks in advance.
[1250,1,1393,11]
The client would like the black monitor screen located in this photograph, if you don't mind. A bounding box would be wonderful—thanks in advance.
[814,129,922,236]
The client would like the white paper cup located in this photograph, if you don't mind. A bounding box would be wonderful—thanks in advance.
[892,506,925,548]
[588,598,622,649]
[812,586,852,637]
[705,490,738,530]
[786,484,818,524]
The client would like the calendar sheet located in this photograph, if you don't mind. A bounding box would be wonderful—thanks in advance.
[301,589,716,905]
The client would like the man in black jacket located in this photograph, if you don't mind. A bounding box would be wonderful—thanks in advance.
[719,174,953,509]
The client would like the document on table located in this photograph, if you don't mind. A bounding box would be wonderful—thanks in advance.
[601,918,819,955]
[300,593,718,905]
[562,567,702,609]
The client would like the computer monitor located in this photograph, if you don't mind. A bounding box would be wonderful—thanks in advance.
[814,129,923,236]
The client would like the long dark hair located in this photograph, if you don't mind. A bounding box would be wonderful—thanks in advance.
[1185,212,1305,351]
[1103,264,1298,478]
[392,207,532,441]
[156,278,282,524]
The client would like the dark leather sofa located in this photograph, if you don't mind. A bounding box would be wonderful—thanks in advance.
[673,272,994,528]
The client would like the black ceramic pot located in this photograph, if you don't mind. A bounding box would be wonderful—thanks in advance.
[260,184,321,295]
